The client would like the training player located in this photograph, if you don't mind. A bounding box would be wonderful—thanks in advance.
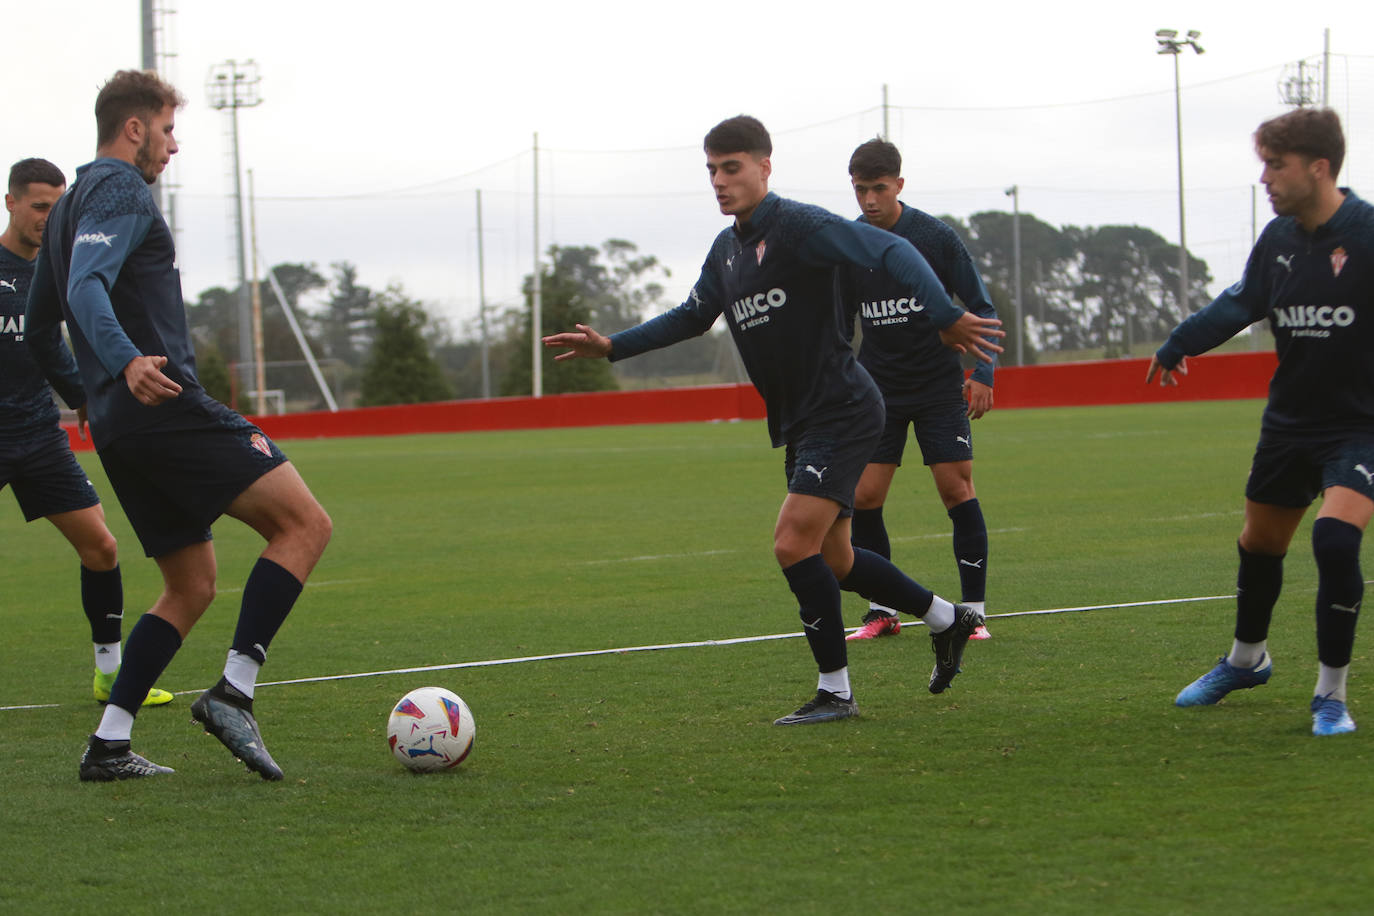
[1148,107,1373,736]
[543,116,1002,725]
[26,70,332,780]
[840,139,997,643]
[2,157,172,708]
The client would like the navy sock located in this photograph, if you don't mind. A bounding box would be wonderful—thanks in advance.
[839,547,935,615]
[851,507,890,559]
[1235,542,1284,644]
[231,558,304,664]
[782,554,846,673]
[948,498,987,603]
[81,564,124,645]
[108,614,182,715]
[1313,518,1363,668]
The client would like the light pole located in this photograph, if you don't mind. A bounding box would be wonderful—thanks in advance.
[1004,185,1022,366]
[206,59,263,393]
[1156,29,1203,315]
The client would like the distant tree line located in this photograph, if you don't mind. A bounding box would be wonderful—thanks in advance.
[183,214,1212,410]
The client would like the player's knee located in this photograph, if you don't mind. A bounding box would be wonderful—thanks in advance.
[78,531,119,571]
[1312,517,1362,570]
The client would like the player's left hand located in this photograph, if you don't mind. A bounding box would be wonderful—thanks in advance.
[964,379,993,419]
[76,405,89,441]
[939,312,1004,364]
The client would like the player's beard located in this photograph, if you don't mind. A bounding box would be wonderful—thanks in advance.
[134,133,159,185]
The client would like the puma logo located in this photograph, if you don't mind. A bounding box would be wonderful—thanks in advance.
[1355,464,1374,486]
[1275,254,1294,273]
[804,465,826,483]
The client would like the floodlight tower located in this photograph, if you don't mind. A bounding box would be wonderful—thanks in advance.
[206,59,262,379]
[1156,28,1203,316]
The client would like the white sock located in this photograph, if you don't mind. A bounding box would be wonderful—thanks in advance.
[964,601,986,615]
[224,650,262,699]
[922,596,956,633]
[818,667,851,700]
[94,643,121,674]
[1315,664,1349,702]
[868,602,898,617]
[1227,640,1267,669]
[94,705,135,743]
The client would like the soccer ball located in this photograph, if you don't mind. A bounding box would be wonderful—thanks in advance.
[386,686,476,772]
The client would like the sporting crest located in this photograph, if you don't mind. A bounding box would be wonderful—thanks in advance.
[1331,246,1348,277]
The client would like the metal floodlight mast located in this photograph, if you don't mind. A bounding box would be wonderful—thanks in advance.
[1156,29,1203,318]
[206,59,263,380]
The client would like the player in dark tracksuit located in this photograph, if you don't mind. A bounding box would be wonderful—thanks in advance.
[544,116,1003,724]
[1,157,171,707]
[26,70,331,781]
[1149,108,1374,736]
[840,139,998,643]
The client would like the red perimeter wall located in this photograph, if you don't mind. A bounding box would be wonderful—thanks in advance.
[64,351,1276,450]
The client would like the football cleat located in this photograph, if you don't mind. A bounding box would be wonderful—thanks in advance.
[1311,694,1356,736]
[846,609,901,641]
[93,668,174,707]
[1174,654,1272,707]
[928,604,985,694]
[773,689,859,725]
[79,737,174,781]
[191,688,284,781]
[969,625,991,641]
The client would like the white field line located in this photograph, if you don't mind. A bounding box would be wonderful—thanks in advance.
[0,590,1243,711]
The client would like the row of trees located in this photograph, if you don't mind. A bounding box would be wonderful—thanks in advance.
[185,211,1214,410]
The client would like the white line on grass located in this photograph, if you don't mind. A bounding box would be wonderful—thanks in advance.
[0,591,1239,710]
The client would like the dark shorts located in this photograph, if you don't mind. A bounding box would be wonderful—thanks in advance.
[1245,434,1374,508]
[870,390,973,467]
[98,400,288,557]
[783,399,885,517]
[0,425,101,521]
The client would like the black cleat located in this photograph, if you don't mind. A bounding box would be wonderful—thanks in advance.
[928,603,985,694]
[773,689,859,725]
[190,688,284,781]
[79,736,174,781]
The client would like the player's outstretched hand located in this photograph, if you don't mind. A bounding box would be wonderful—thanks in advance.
[1145,354,1187,387]
[123,355,183,405]
[938,312,1004,364]
[542,323,612,361]
[964,379,994,419]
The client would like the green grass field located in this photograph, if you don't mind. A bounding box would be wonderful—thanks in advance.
[2,400,1371,914]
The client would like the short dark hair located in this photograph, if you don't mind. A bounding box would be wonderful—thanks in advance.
[8,158,65,196]
[95,69,186,147]
[848,138,902,180]
[1254,108,1345,179]
[704,115,771,157]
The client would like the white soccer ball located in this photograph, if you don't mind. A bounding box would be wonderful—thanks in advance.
[386,686,476,772]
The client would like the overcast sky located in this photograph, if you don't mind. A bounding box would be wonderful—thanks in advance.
[7,1,1374,338]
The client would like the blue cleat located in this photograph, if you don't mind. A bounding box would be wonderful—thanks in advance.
[1311,694,1356,736]
[1175,654,1272,707]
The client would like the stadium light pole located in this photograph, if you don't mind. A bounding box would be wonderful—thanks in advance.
[1156,29,1203,317]
[1004,185,1022,367]
[206,59,263,393]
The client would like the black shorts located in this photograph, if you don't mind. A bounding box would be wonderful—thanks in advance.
[870,390,972,467]
[0,425,101,521]
[1245,433,1374,508]
[783,399,884,517]
[98,400,288,557]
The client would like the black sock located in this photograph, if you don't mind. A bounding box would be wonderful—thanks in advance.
[1313,518,1363,668]
[782,554,846,673]
[1235,542,1283,644]
[948,498,987,603]
[231,558,304,664]
[839,547,934,615]
[87,735,131,757]
[81,564,124,645]
[851,507,890,558]
[108,614,182,714]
